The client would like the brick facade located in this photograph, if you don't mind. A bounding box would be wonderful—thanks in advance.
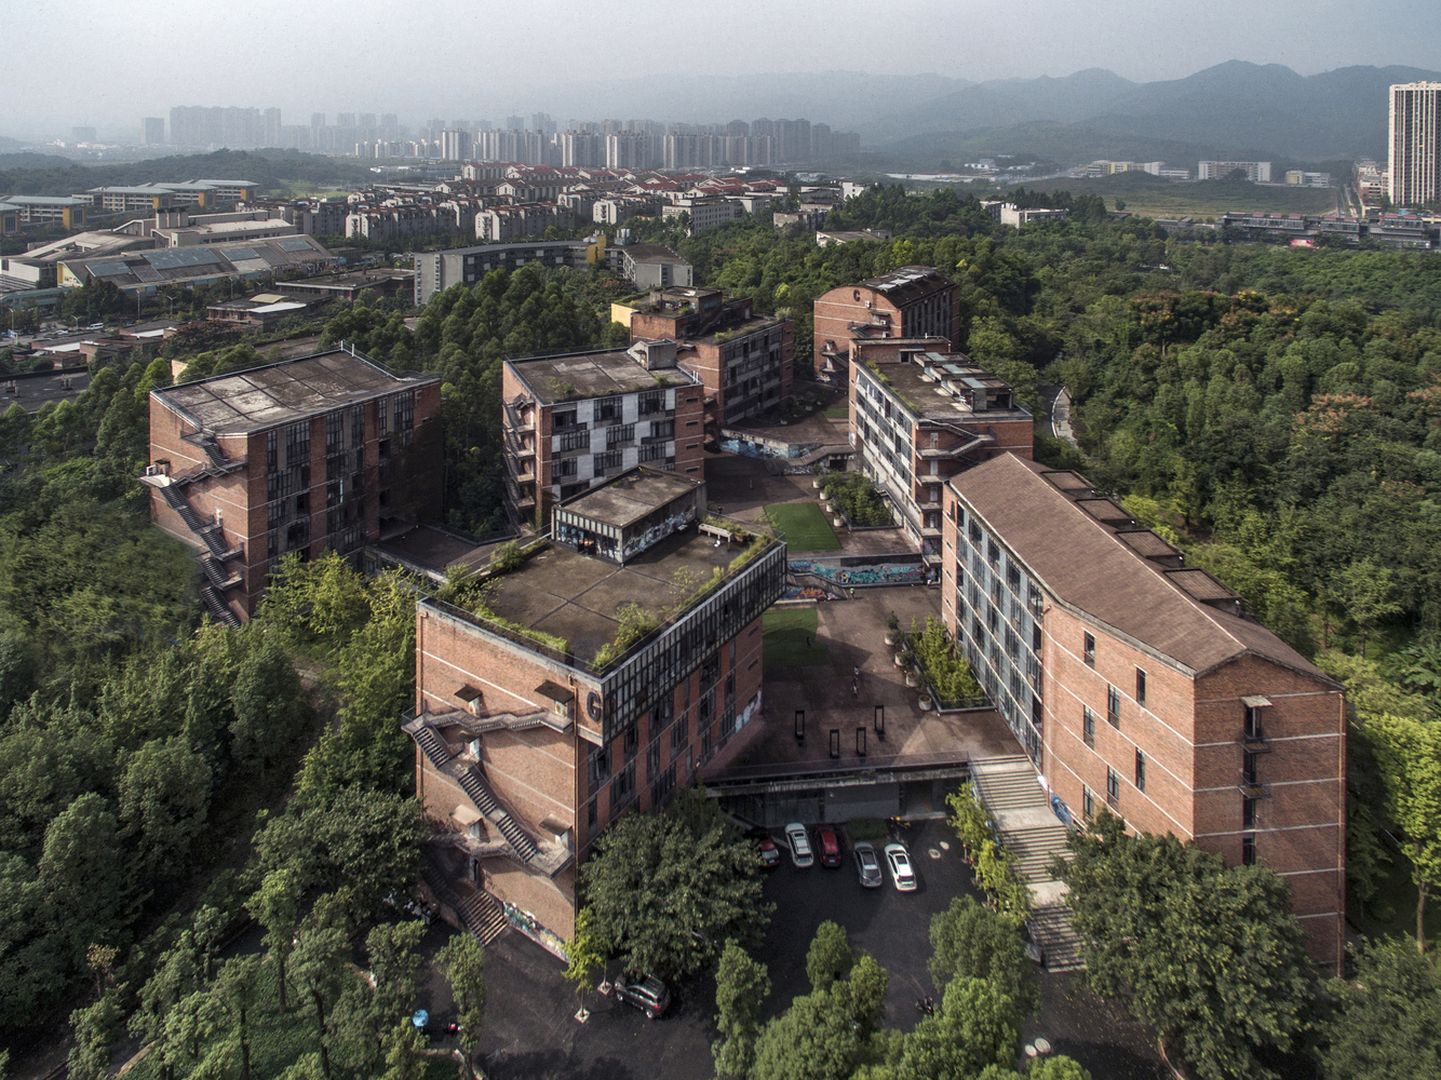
[941,453,1346,971]
[813,266,960,384]
[145,351,441,621]
[413,598,767,943]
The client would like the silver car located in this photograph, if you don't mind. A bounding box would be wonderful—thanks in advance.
[785,821,814,867]
[884,842,917,891]
[853,841,883,888]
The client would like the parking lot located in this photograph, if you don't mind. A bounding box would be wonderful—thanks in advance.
[759,817,981,1025]
[426,816,1163,1080]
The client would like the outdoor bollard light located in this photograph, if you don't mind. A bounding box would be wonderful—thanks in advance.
[795,709,805,742]
[829,728,841,759]
[856,727,867,757]
[874,704,886,740]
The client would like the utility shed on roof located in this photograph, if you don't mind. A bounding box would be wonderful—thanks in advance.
[553,467,706,565]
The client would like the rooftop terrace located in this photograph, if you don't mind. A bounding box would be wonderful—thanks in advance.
[449,524,778,668]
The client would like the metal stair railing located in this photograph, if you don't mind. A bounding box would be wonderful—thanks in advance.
[407,721,540,864]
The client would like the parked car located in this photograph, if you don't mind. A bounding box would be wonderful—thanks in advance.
[815,824,842,868]
[613,974,671,1019]
[884,842,917,891]
[784,821,814,867]
[853,840,883,887]
[757,835,781,870]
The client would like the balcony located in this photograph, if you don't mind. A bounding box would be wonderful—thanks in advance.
[1242,728,1271,753]
[1238,773,1270,798]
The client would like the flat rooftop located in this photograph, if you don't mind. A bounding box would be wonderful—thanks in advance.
[860,354,1031,423]
[476,529,758,663]
[561,468,702,531]
[619,243,689,265]
[508,349,695,404]
[152,349,434,434]
[863,265,952,304]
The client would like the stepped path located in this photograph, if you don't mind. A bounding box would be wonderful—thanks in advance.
[969,756,1084,972]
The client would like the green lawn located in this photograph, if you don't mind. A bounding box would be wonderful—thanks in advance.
[764,502,841,552]
[824,403,850,419]
[763,607,830,667]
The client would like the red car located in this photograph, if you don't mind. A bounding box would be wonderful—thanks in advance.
[814,825,842,868]
[757,835,781,870]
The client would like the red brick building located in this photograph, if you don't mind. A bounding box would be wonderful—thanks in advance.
[407,468,786,952]
[502,343,705,527]
[812,266,960,385]
[143,348,442,623]
[941,454,1346,970]
[849,341,1033,571]
[618,287,794,433]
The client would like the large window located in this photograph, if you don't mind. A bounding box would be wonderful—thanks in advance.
[1107,685,1121,727]
[1083,632,1095,667]
[1135,749,1146,793]
[1082,707,1095,748]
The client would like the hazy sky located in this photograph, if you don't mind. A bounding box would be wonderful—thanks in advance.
[6,0,1441,136]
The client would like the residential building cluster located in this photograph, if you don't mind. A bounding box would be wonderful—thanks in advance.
[260,164,791,247]
[153,106,859,166]
[119,245,1351,974]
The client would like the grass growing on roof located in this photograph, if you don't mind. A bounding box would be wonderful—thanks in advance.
[764,502,841,552]
[762,606,829,667]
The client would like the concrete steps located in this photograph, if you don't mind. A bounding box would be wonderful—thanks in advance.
[1030,902,1085,972]
[969,757,1084,973]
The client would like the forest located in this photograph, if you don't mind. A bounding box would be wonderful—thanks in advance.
[1,183,1438,1076]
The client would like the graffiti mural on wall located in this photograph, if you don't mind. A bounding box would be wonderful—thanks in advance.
[718,436,818,461]
[789,558,933,587]
[501,899,570,962]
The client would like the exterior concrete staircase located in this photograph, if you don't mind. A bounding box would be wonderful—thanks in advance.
[969,755,1085,972]
[421,857,510,945]
[157,482,243,627]
[405,712,543,865]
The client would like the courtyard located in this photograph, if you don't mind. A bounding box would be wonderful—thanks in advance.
[704,587,1023,783]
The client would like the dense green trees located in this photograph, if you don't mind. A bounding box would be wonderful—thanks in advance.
[577,787,770,981]
[1319,938,1441,1079]
[1059,813,1315,1080]
[714,939,773,1080]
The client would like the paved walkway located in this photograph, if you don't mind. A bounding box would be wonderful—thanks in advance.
[969,756,1084,972]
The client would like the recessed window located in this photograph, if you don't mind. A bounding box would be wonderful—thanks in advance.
[1242,834,1256,866]
[1135,668,1147,707]
[1135,749,1146,793]
[1082,707,1095,748]
[1082,785,1094,820]
[1083,632,1095,667]
[1106,767,1120,805]
[1242,795,1257,830]
[1107,685,1121,727]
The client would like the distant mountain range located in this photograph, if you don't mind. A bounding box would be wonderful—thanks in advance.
[538,61,1440,167]
[863,61,1441,166]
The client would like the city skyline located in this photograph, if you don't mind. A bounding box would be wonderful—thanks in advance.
[6,0,1441,137]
